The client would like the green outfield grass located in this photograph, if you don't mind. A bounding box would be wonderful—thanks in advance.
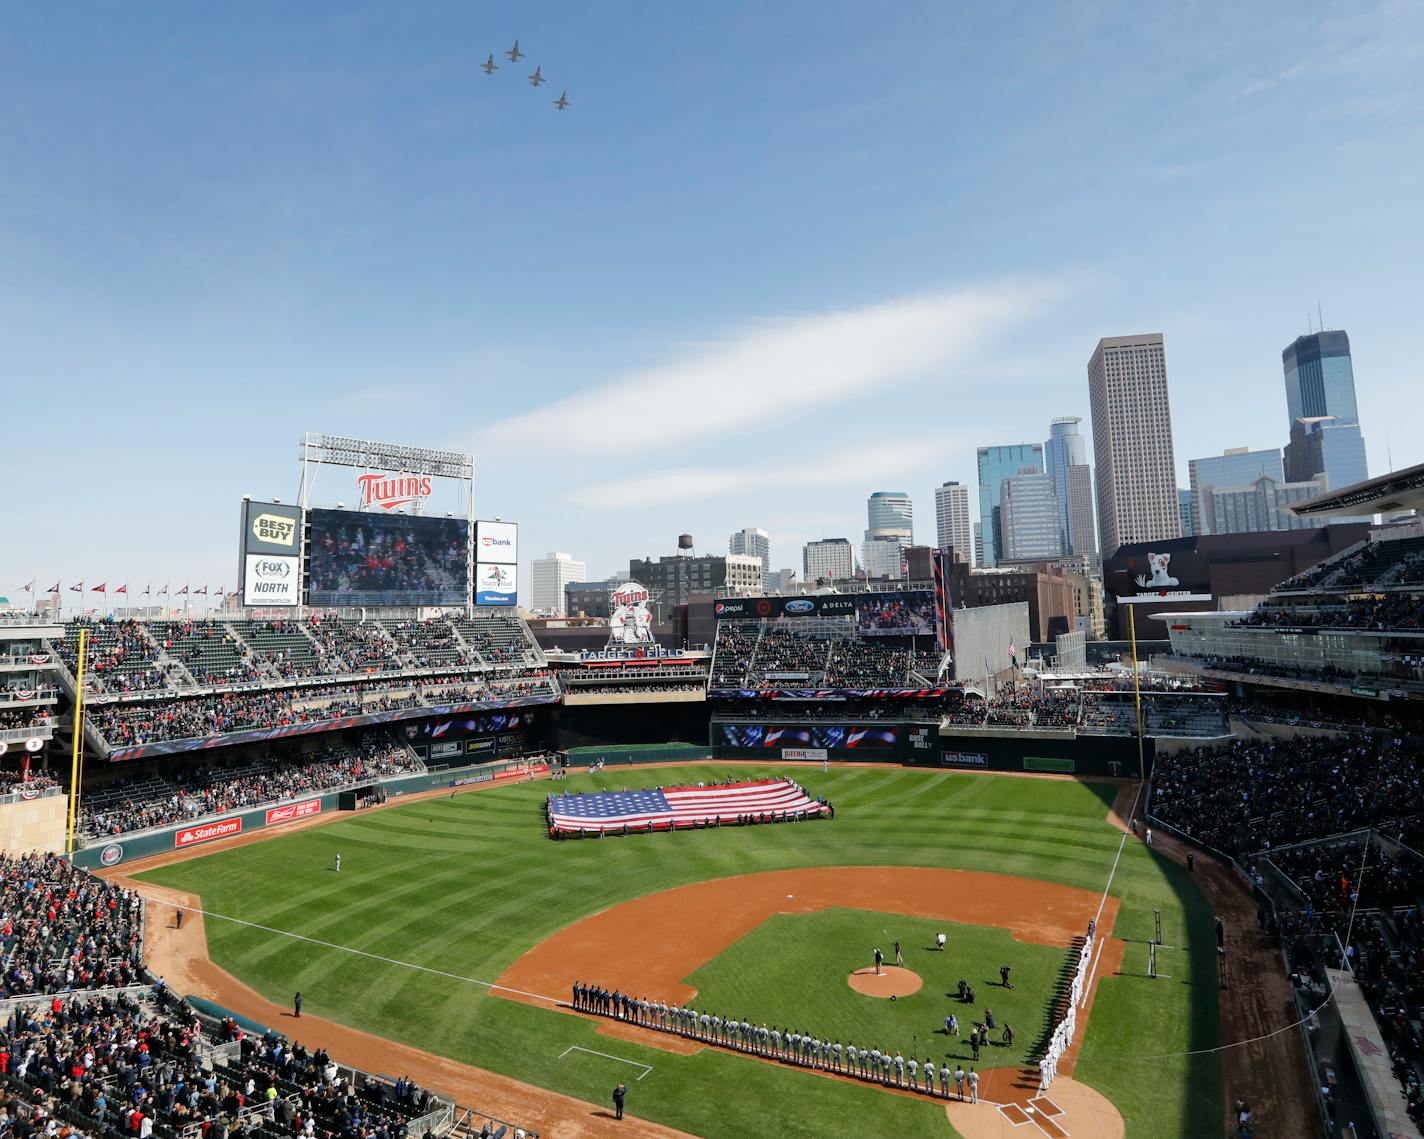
[137,764,1222,1138]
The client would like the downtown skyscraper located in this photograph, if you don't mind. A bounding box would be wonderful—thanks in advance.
[933,481,973,562]
[1044,416,1097,561]
[976,444,1043,567]
[1281,330,1368,509]
[1087,333,1182,557]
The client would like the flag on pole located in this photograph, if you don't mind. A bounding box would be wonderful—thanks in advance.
[142,583,151,596]
[159,584,169,596]
[195,586,208,596]
[176,585,188,596]
[18,580,33,593]
[115,584,128,594]
[92,583,106,593]
[69,582,84,593]
[47,583,60,594]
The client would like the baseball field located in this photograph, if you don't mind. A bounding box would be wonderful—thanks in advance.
[132,764,1223,1137]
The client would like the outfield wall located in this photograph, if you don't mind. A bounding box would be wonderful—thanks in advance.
[712,726,1152,777]
[71,760,540,869]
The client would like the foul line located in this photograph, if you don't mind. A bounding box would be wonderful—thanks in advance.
[558,1046,652,1080]
[142,895,566,1009]
[1079,779,1146,1010]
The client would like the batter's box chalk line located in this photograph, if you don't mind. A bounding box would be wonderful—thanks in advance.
[558,1045,654,1081]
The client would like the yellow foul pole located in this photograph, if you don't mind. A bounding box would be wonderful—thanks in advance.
[66,627,88,857]
[1129,605,1145,781]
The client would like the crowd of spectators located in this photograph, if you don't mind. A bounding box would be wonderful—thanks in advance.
[304,617,404,674]
[0,991,444,1139]
[564,683,705,696]
[0,853,143,995]
[1235,593,1424,633]
[0,708,55,732]
[80,737,421,837]
[54,619,171,694]
[0,771,59,794]
[1263,836,1419,934]
[1151,734,1424,860]
[711,623,922,690]
[1277,536,1424,594]
[824,641,911,687]
[89,669,556,750]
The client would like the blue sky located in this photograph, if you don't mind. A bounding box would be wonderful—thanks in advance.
[3,1,1422,603]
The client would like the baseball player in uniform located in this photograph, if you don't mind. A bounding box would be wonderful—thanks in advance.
[846,1044,857,1073]
[940,1063,952,1098]
[924,1058,936,1094]
[968,1068,980,1103]
[870,1047,881,1078]
[907,1058,918,1088]
[895,1052,905,1086]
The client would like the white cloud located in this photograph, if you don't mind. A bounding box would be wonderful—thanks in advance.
[566,434,963,508]
[478,282,1054,457]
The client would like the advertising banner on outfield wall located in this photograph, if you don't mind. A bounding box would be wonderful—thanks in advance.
[781,748,828,761]
[175,818,242,848]
[265,799,321,825]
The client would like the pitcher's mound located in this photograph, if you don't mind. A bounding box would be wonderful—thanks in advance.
[848,966,922,998]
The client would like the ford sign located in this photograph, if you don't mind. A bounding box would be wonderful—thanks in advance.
[784,599,815,614]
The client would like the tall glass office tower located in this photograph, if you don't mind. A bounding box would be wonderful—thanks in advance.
[976,444,1044,567]
[1282,330,1368,509]
[1283,331,1359,427]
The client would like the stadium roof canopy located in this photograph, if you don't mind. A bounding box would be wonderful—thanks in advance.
[1290,460,1424,519]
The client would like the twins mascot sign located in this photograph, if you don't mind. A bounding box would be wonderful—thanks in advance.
[609,582,654,645]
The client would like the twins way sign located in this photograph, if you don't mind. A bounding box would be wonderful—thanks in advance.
[546,778,829,835]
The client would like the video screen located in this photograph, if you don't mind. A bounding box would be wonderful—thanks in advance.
[717,724,899,750]
[307,509,468,607]
[854,591,938,637]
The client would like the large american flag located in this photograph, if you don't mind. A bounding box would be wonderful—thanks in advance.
[547,777,829,835]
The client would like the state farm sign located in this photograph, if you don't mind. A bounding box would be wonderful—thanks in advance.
[266,799,322,825]
[357,473,433,510]
[175,818,242,848]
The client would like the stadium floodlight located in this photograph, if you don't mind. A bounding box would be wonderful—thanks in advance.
[300,433,474,481]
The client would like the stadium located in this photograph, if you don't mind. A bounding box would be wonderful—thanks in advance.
[3,441,1424,1139]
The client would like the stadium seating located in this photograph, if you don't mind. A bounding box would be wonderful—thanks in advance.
[79,733,423,837]
[231,618,326,678]
[710,621,919,690]
[149,619,263,685]
[0,852,144,994]
[1151,734,1424,860]
[1279,535,1424,594]
[451,614,542,666]
[55,617,174,693]
[380,618,467,667]
[304,615,405,673]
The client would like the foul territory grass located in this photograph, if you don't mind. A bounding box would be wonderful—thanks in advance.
[138,764,1221,1138]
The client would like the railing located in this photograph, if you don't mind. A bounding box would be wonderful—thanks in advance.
[449,1103,539,1139]
[0,781,63,806]
[0,982,155,1021]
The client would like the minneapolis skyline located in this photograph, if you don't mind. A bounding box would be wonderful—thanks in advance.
[3,2,1422,599]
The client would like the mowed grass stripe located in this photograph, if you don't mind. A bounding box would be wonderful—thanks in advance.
[141,766,1218,1139]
